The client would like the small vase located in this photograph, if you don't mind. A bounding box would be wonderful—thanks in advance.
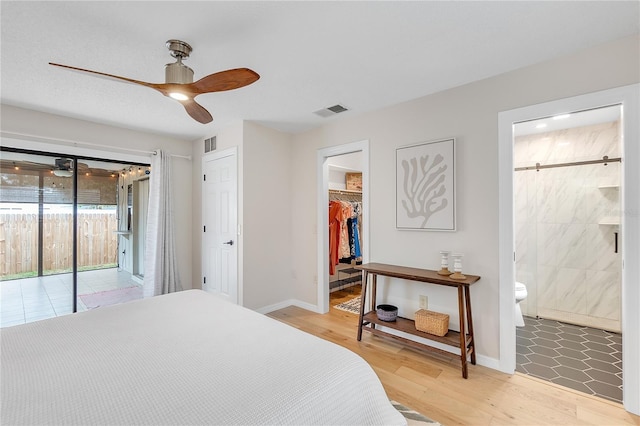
[437,251,452,275]
[450,253,467,280]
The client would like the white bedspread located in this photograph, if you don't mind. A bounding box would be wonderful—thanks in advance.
[1,290,405,426]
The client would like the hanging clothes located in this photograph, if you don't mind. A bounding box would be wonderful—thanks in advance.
[338,201,353,260]
[328,191,364,274]
[351,216,361,259]
[351,201,362,260]
[328,201,344,275]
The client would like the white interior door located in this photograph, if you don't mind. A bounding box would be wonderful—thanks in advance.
[202,149,238,304]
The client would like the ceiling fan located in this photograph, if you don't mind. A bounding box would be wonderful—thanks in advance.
[53,158,74,177]
[49,40,260,124]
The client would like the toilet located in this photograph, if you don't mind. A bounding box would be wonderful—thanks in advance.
[515,281,528,327]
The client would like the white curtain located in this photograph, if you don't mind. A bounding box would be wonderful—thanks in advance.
[143,149,181,297]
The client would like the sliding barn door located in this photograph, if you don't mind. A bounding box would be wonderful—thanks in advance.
[202,149,238,304]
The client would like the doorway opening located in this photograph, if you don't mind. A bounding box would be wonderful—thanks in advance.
[327,151,364,314]
[513,105,623,402]
[498,84,640,414]
[317,140,369,314]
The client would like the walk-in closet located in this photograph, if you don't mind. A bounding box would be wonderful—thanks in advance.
[329,188,363,292]
[326,151,364,314]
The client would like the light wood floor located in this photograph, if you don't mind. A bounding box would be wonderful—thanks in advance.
[267,287,639,426]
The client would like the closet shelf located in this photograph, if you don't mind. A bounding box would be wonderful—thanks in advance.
[329,188,362,194]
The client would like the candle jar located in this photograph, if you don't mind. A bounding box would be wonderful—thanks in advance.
[450,253,467,280]
[437,251,452,276]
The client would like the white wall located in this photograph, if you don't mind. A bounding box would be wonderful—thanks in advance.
[191,121,293,310]
[242,122,293,309]
[289,35,640,361]
[0,105,194,290]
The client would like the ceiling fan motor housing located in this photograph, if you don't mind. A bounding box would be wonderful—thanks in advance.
[165,39,194,84]
[165,61,194,84]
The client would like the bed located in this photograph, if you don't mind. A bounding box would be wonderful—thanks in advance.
[1,289,406,425]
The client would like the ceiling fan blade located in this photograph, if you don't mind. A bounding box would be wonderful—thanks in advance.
[181,99,213,124]
[50,59,257,125]
[49,62,159,90]
[190,68,260,94]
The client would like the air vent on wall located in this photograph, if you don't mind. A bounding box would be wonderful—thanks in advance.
[204,136,217,153]
[313,104,349,118]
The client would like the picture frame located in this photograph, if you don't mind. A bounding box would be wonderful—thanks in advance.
[396,138,456,231]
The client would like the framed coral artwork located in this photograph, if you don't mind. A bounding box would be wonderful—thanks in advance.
[396,138,456,231]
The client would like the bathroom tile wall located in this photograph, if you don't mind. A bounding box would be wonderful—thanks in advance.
[514,120,621,332]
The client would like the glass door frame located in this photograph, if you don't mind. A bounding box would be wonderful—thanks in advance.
[1,146,149,314]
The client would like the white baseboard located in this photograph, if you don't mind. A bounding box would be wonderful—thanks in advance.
[255,299,502,374]
[255,299,320,315]
[374,325,500,372]
[475,353,500,371]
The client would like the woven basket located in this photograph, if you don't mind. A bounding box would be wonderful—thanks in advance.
[415,309,449,336]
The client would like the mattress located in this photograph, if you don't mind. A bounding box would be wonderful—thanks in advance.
[1,289,406,426]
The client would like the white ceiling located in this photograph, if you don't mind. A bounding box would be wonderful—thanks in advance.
[1,1,638,141]
[514,104,622,136]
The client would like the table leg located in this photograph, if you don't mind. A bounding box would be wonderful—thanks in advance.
[371,274,377,330]
[464,285,476,365]
[357,270,368,341]
[457,285,468,379]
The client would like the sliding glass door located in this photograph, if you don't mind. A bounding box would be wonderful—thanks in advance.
[0,152,76,324]
[0,148,148,327]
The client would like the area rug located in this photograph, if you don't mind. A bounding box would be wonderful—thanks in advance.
[79,286,143,309]
[392,401,441,425]
[334,295,361,314]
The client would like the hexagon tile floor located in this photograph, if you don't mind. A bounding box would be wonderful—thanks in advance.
[516,316,622,403]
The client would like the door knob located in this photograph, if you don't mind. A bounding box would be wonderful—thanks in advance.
[223,240,234,246]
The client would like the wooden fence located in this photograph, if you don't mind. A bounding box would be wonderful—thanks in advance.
[0,212,118,277]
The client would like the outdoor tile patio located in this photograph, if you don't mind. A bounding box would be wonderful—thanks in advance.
[0,268,142,328]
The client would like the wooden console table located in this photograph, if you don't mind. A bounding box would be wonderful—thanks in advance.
[355,262,480,378]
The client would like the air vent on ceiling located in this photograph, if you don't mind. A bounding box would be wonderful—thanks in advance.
[204,136,217,153]
[313,104,349,118]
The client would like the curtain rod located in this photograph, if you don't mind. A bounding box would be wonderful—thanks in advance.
[0,131,192,161]
[514,155,621,172]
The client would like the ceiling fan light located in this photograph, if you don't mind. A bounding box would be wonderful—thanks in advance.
[53,169,73,177]
[169,92,189,101]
